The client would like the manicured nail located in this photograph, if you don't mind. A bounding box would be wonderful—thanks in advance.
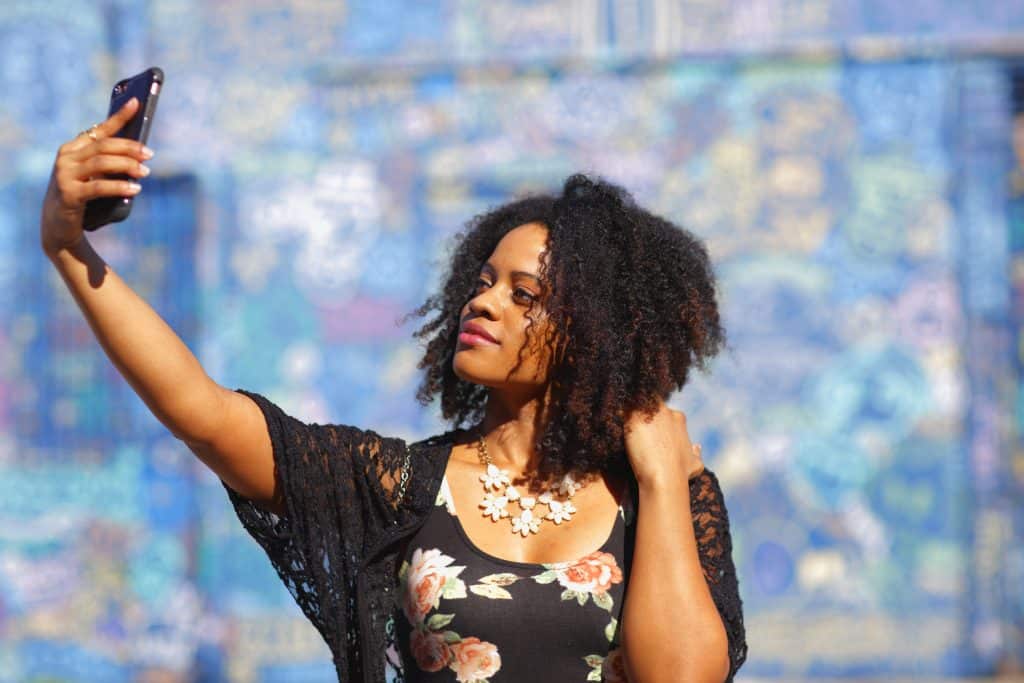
[139,164,151,177]
[141,146,154,159]
[128,182,142,192]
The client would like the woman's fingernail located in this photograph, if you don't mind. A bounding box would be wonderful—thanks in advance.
[128,182,142,192]
[139,164,151,177]
[141,146,154,159]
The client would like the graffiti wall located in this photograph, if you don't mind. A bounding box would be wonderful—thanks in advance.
[2,1,1023,680]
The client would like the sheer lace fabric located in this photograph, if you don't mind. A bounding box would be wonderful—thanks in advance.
[689,469,748,681]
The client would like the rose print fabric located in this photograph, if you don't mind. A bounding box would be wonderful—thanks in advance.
[393,474,634,682]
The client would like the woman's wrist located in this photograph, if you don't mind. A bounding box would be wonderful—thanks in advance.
[42,233,88,261]
[636,465,693,496]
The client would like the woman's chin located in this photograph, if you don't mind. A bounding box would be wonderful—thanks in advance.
[452,360,496,387]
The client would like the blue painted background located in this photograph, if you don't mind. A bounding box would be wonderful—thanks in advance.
[2,1,1023,680]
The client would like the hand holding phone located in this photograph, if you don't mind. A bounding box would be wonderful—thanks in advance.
[82,67,163,232]
[40,72,161,256]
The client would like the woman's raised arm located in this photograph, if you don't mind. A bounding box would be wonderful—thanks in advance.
[41,97,280,514]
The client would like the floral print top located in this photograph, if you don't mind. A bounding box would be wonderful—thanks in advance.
[388,472,636,682]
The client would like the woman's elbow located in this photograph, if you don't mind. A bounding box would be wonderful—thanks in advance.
[680,632,731,683]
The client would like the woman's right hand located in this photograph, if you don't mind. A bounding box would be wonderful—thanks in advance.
[40,96,153,256]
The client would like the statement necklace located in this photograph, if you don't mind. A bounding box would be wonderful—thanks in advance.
[474,429,586,537]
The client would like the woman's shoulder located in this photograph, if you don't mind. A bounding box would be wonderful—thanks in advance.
[407,426,470,451]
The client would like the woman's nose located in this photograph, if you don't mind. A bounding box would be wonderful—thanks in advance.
[468,287,500,318]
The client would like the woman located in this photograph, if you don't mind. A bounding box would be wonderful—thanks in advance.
[42,98,747,682]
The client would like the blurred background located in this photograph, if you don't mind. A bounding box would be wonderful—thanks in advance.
[2,0,1024,681]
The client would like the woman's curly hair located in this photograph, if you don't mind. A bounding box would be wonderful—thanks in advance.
[402,173,727,490]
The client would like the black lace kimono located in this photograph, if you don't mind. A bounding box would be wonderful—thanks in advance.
[220,389,748,682]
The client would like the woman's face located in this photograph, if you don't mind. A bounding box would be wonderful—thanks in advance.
[452,221,558,395]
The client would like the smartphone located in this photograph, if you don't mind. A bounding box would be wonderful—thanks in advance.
[82,67,164,232]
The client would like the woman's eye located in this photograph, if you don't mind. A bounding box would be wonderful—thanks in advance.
[514,288,536,301]
[473,279,535,302]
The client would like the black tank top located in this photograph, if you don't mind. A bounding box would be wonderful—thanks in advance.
[392,471,636,682]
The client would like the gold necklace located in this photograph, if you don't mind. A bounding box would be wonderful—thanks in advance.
[474,429,585,537]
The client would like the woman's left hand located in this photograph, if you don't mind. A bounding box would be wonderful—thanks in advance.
[623,397,704,488]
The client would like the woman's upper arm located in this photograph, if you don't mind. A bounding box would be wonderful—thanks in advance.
[182,385,283,515]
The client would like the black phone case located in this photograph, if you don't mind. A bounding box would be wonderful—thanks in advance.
[82,67,164,232]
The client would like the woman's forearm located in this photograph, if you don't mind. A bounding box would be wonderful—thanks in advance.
[45,235,224,444]
[620,475,730,683]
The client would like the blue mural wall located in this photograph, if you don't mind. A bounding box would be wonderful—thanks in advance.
[2,1,1024,681]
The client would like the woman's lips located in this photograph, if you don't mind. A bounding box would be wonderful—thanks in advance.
[457,331,500,346]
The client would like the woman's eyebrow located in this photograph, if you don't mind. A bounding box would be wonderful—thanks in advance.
[482,262,542,284]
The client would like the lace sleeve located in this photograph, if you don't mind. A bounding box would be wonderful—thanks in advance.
[218,388,411,656]
[689,468,748,682]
